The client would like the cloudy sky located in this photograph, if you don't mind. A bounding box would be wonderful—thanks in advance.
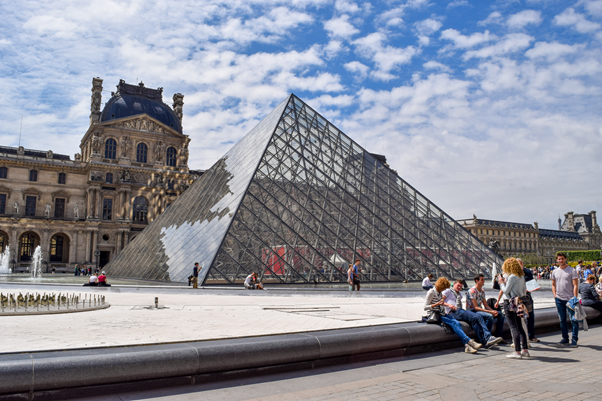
[0,0,601,230]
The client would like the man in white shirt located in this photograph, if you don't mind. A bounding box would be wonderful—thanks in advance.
[552,252,579,347]
[442,280,502,347]
[467,274,505,340]
[575,260,584,282]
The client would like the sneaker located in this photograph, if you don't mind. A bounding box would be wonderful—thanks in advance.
[468,339,482,350]
[529,337,540,343]
[571,342,578,348]
[506,353,522,359]
[465,344,477,354]
[521,350,531,358]
[556,339,570,346]
[486,336,503,347]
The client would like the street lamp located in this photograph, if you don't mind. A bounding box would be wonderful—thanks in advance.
[94,249,101,270]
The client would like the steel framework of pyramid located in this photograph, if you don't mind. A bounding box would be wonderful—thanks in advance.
[106,94,502,284]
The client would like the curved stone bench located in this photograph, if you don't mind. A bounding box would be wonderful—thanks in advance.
[0,306,600,400]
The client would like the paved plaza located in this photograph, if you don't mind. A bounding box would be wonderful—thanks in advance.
[0,281,557,354]
[73,325,602,401]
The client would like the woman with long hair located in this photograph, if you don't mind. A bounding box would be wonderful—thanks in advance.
[498,257,528,359]
[424,277,482,354]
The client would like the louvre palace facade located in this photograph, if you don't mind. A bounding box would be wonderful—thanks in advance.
[0,78,201,272]
[458,211,601,264]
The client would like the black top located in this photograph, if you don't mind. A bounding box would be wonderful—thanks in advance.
[523,268,533,282]
[579,283,600,305]
[193,266,199,277]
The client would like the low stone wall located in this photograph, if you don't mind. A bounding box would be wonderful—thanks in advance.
[0,307,599,400]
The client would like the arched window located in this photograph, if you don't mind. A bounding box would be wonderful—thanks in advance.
[132,196,148,223]
[167,179,175,190]
[105,138,117,159]
[106,173,113,184]
[50,235,64,262]
[20,234,35,261]
[166,147,177,167]
[0,167,7,179]
[29,170,38,182]
[58,172,66,184]
[136,143,148,163]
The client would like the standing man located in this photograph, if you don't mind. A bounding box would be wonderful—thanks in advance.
[192,262,199,289]
[518,259,539,343]
[552,252,579,347]
[352,259,361,291]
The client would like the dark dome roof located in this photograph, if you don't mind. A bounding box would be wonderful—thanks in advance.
[100,80,182,134]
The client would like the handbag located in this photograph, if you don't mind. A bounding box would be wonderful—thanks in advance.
[520,295,533,313]
[426,309,442,324]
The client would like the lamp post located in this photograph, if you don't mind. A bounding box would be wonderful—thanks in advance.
[94,249,100,270]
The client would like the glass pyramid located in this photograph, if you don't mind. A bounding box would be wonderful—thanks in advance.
[106,94,502,284]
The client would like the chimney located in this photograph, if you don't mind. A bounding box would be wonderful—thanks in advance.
[173,93,184,123]
[590,211,597,230]
[566,211,575,231]
[90,77,103,125]
[558,216,561,230]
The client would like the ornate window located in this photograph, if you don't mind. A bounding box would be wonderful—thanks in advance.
[25,196,36,216]
[105,138,117,159]
[54,198,65,218]
[136,143,148,163]
[168,179,175,190]
[106,173,113,184]
[58,172,66,185]
[29,170,38,182]
[103,198,113,221]
[0,194,5,214]
[0,167,7,179]
[132,196,148,223]
[166,147,177,167]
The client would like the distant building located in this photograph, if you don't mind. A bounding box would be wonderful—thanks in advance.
[0,78,202,272]
[457,211,600,264]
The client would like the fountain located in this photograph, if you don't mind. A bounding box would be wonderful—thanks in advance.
[31,246,43,279]
[0,246,10,274]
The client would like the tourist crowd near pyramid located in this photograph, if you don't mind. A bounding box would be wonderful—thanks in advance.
[105,95,502,285]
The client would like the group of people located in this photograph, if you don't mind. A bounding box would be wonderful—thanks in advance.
[83,270,111,287]
[74,265,96,276]
[424,252,590,359]
[347,259,361,291]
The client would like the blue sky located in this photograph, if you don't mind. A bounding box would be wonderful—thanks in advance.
[0,0,601,230]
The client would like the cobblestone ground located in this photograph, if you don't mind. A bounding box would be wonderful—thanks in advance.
[81,324,602,401]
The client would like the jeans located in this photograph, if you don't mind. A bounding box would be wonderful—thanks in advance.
[474,311,494,333]
[422,285,433,291]
[448,309,491,344]
[503,301,528,352]
[555,298,579,343]
[441,315,470,345]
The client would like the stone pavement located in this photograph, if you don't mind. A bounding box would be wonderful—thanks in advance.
[0,283,556,354]
[75,325,602,401]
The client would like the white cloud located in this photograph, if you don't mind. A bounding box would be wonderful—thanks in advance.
[554,8,601,33]
[334,0,361,13]
[440,29,495,48]
[525,41,582,61]
[507,10,542,29]
[323,14,360,38]
[423,60,451,72]
[580,0,602,17]
[478,11,503,26]
[414,18,443,36]
[448,0,469,7]
[353,32,418,80]
[463,33,534,59]
[344,61,370,80]
[323,40,345,58]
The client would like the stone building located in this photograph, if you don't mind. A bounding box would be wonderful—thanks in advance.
[458,211,600,264]
[0,78,201,272]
